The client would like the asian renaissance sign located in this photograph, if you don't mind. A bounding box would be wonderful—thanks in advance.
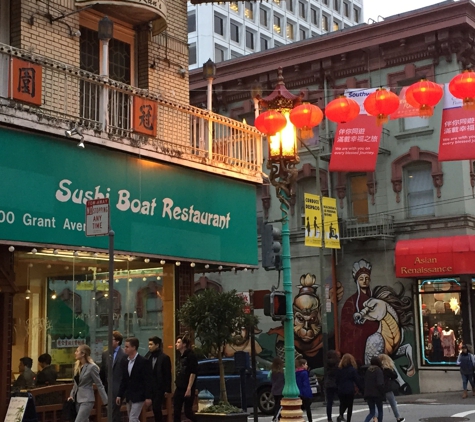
[0,128,258,266]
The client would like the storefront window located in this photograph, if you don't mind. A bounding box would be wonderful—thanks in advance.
[11,250,174,380]
[419,278,462,366]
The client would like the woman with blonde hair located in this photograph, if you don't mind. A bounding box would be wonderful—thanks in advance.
[379,354,404,422]
[68,344,108,422]
[335,354,363,422]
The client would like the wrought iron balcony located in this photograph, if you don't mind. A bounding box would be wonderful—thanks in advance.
[339,213,395,240]
[0,43,262,183]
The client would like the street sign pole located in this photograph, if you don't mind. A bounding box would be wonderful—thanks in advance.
[85,199,113,422]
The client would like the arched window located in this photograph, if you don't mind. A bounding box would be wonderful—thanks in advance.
[95,290,121,329]
[391,146,443,217]
[136,282,163,329]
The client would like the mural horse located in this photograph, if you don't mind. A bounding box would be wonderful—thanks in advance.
[353,286,415,393]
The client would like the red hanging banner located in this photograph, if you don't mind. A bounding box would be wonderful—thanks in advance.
[389,86,420,120]
[328,114,382,172]
[439,84,475,161]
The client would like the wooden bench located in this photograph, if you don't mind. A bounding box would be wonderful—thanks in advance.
[29,384,190,422]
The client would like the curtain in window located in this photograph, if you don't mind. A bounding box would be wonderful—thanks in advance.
[407,166,434,217]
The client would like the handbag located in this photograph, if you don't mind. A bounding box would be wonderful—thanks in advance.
[62,400,77,422]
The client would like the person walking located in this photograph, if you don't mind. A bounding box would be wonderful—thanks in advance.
[335,353,363,422]
[325,350,341,422]
[379,354,404,422]
[363,356,385,422]
[295,357,313,422]
[116,337,153,422]
[457,344,475,398]
[174,335,198,422]
[147,336,172,422]
[68,345,108,422]
[100,331,127,422]
[269,357,285,421]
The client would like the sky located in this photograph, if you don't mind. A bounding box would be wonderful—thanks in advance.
[364,0,452,22]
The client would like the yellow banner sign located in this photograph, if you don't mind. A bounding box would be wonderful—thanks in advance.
[323,197,340,249]
[304,193,322,248]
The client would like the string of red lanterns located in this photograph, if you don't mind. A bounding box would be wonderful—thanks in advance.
[254,71,475,136]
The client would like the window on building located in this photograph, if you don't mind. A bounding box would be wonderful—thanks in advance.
[406,162,435,217]
[349,175,368,222]
[187,12,196,33]
[299,28,306,40]
[230,1,239,12]
[322,0,328,5]
[274,15,282,35]
[299,1,306,18]
[322,15,329,31]
[245,1,254,19]
[260,7,268,26]
[189,43,196,65]
[273,0,281,5]
[214,14,224,35]
[353,7,360,22]
[246,30,255,49]
[230,22,240,43]
[230,50,242,59]
[260,37,269,51]
[403,116,429,131]
[311,7,318,25]
[333,0,339,12]
[343,2,350,18]
[287,0,294,12]
[215,45,226,62]
[286,22,294,40]
[418,278,464,367]
[333,20,340,31]
[275,41,284,47]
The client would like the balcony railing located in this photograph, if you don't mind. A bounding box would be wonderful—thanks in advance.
[0,43,262,181]
[340,214,395,240]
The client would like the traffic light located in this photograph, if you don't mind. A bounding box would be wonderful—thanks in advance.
[261,222,282,271]
[263,291,287,321]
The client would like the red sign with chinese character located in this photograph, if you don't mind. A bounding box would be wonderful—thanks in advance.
[133,97,158,136]
[10,58,42,106]
[328,114,382,172]
[389,86,420,120]
[439,107,475,161]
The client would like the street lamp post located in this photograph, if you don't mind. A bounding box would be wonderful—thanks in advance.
[98,16,113,131]
[202,58,216,155]
[255,69,305,422]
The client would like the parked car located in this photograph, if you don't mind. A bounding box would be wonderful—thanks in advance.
[196,358,275,415]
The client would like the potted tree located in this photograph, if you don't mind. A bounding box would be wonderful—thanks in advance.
[178,288,257,422]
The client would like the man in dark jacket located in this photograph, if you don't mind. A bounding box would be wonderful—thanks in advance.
[173,335,198,422]
[12,357,36,391]
[36,353,57,387]
[146,336,172,422]
[100,331,127,422]
[116,337,153,422]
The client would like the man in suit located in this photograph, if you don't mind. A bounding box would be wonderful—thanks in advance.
[116,337,153,422]
[100,331,126,422]
[146,336,172,422]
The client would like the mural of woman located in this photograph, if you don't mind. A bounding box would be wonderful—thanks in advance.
[340,259,379,366]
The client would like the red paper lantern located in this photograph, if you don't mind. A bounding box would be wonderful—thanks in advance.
[363,88,400,125]
[289,103,323,139]
[407,79,443,117]
[325,96,360,123]
[405,85,420,109]
[449,70,475,110]
[254,110,287,136]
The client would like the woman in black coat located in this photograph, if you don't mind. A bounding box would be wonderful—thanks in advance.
[324,350,341,422]
[335,353,363,422]
[363,356,385,422]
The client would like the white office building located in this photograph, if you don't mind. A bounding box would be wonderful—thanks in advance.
[188,0,364,70]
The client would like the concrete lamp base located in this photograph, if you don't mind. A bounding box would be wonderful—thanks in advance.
[280,397,305,422]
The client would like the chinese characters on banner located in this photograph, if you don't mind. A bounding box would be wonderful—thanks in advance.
[9,58,42,106]
[304,193,322,247]
[389,86,421,119]
[439,83,475,161]
[133,97,158,136]
[328,114,383,172]
[323,197,340,249]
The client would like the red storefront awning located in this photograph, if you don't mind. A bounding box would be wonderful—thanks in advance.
[395,235,475,277]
